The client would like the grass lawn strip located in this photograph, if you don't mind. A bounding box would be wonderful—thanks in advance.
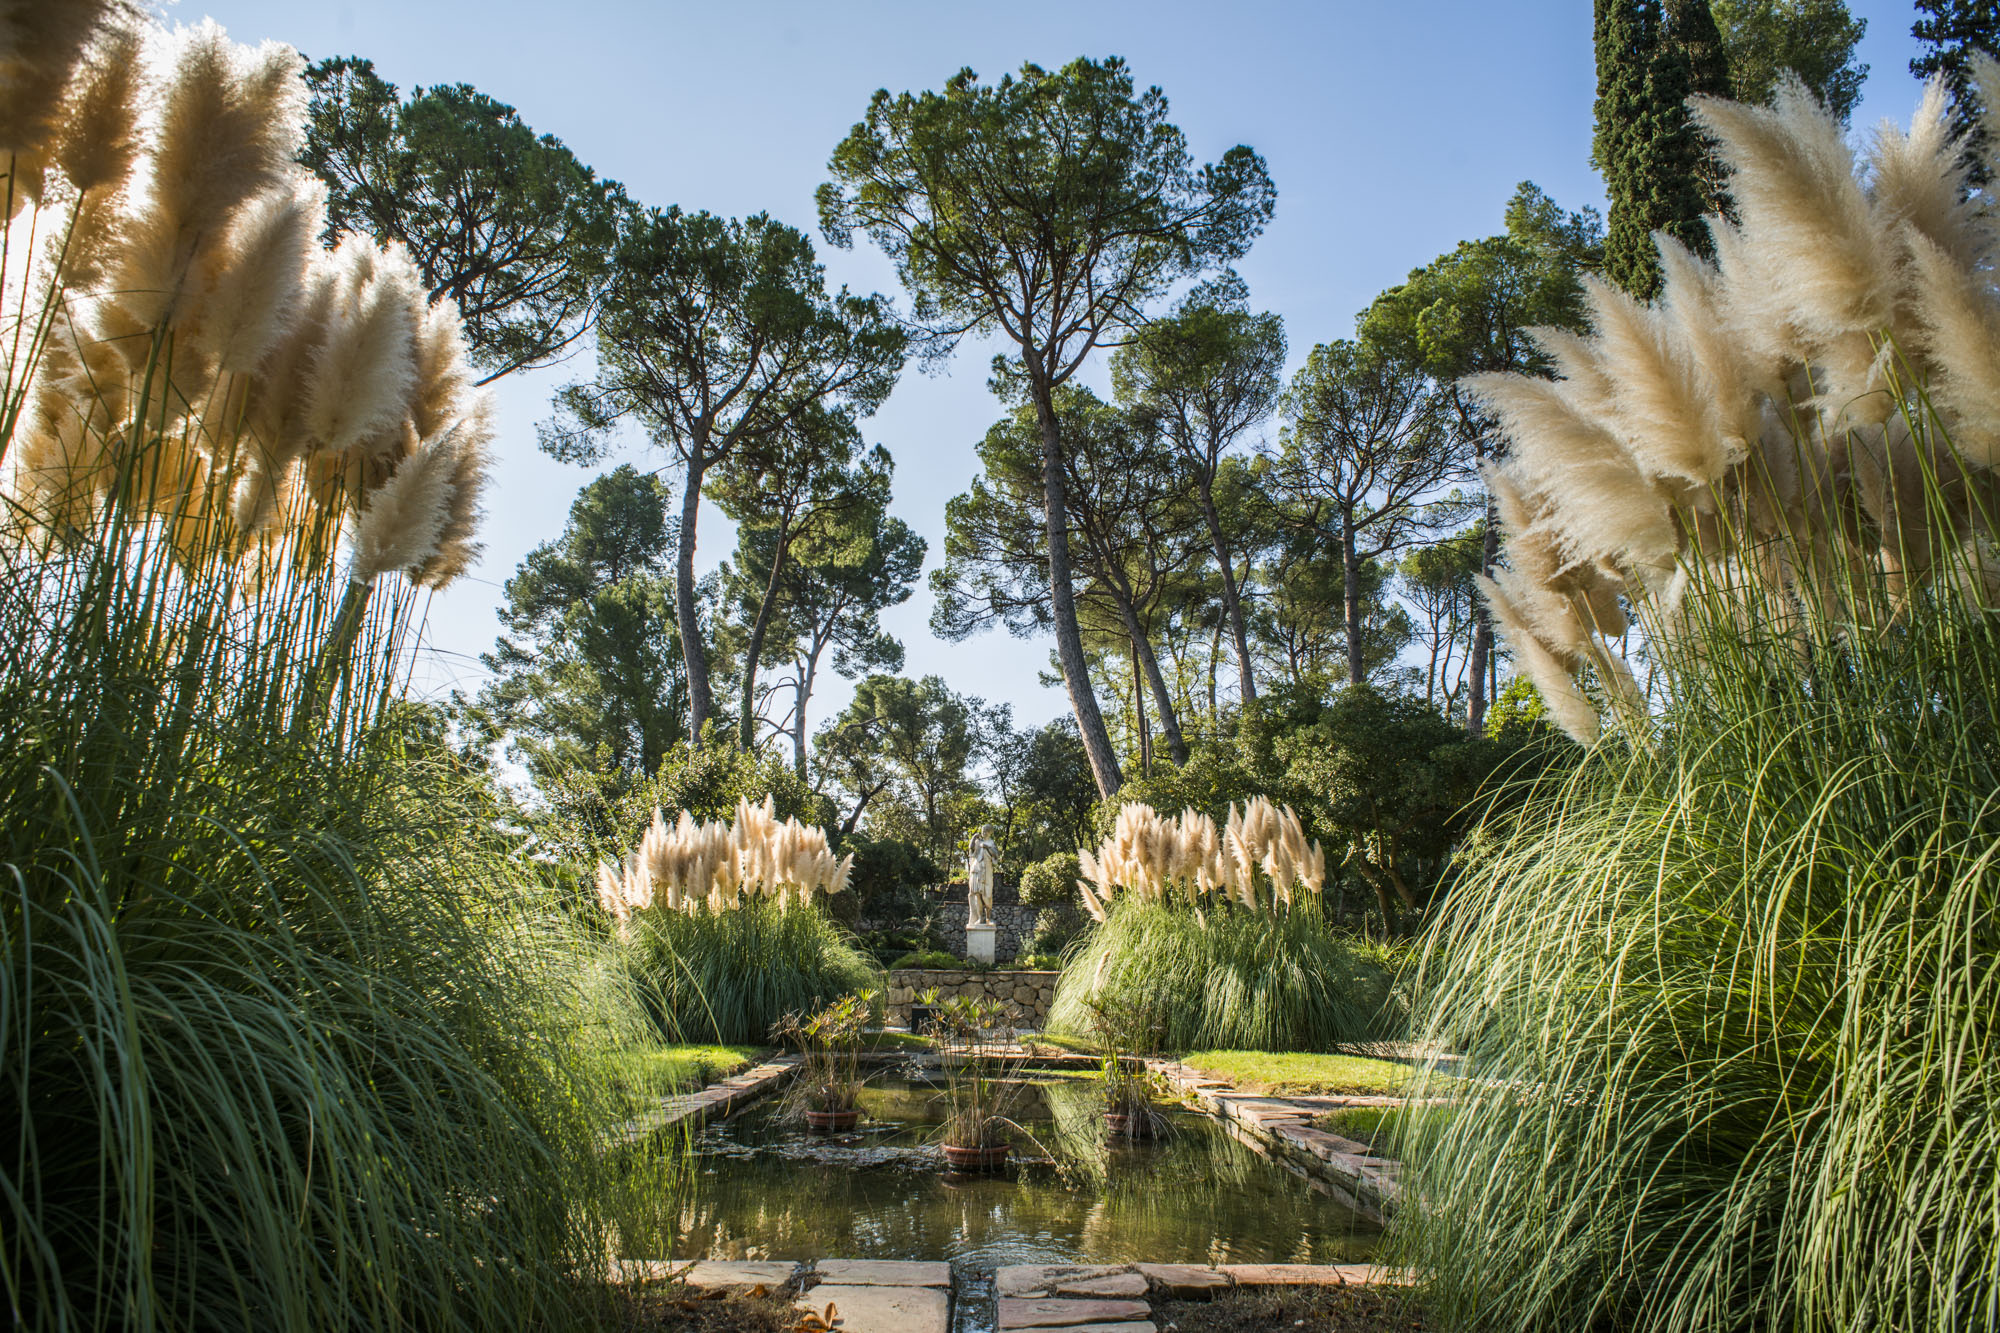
[1177,1050,1442,1098]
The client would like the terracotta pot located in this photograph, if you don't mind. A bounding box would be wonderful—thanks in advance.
[805,1108,860,1132]
[941,1141,1010,1172]
[1105,1109,1155,1139]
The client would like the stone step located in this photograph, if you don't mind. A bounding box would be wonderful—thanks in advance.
[798,1283,949,1333]
[997,1296,1152,1328]
[814,1259,952,1287]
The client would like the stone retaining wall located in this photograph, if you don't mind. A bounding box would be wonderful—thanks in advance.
[885,968,1061,1028]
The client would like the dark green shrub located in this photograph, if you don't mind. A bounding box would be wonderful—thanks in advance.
[842,835,942,927]
[1017,850,1081,906]
[887,949,967,971]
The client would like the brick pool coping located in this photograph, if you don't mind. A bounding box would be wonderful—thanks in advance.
[613,1258,1409,1333]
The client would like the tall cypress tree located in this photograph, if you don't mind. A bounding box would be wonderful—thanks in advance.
[1912,1,2000,186]
[1596,0,1733,298]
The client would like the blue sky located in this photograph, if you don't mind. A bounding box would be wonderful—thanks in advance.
[183,0,1930,735]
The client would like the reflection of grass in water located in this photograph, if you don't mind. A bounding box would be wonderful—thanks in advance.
[629,1077,1379,1266]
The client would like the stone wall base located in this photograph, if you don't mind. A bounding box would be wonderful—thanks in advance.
[885,968,1061,1028]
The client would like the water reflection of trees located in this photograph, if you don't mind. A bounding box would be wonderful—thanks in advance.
[625,1077,1377,1265]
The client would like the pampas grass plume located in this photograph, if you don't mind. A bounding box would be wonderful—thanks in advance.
[347,430,453,585]
[304,238,419,452]
[195,178,323,375]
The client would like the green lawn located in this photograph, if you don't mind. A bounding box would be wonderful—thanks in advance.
[609,1043,762,1108]
[1180,1049,1439,1097]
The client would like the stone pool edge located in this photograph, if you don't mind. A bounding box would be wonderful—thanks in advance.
[1145,1058,1405,1224]
[608,1051,801,1146]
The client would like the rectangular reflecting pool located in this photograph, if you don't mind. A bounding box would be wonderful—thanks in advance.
[626,1070,1382,1273]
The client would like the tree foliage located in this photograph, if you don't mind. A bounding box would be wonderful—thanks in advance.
[542,207,905,742]
[300,56,627,381]
[820,55,1276,798]
[1711,0,1868,121]
[480,465,686,800]
[1912,0,2000,184]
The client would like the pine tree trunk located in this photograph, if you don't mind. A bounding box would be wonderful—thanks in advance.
[676,451,715,744]
[1032,379,1123,797]
[1112,583,1189,766]
[1466,503,1498,735]
[1342,512,1365,686]
[1197,483,1257,704]
[737,533,790,750]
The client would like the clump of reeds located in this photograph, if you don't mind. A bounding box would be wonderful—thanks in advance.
[1393,72,2000,1333]
[1471,66,2000,742]
[595,795,856,924]
[1074,796,1326,920]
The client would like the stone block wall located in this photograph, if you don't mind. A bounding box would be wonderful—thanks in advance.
[885,968,1061,1029]
[933,902,1041,962]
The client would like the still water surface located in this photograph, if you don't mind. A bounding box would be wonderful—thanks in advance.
[631,1072,1381,1272]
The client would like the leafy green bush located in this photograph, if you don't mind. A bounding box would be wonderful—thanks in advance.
[1017,850,1081,905]
[628,901,879,1043]
[1047,899,1400,1052]
[1025,897,1090,959]
[1012,952,1065,971]
[841,835,942,927]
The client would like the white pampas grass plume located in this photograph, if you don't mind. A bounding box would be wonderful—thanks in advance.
[346,430,452,585]
[1692,78,1893,345]
[1584,274,1745,485]
[1487,584,1602,745]
[1467,372,1678,570]
[304,238,420,452]
[413,407,492,589]
[0,0,114,162]
[1905,231,2000,466]
[1866,78,1979,274]
[193,177,324,374]
[411,298,472,440]
[50,19,144,193]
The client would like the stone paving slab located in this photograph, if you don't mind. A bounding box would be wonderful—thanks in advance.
[608,1054,801,1146]
[998,1296,1151,1328]
[1219,1262,1379,1286]
[1050,1272,1148,1298]
[815,1259,952,1287]
[995,1265,1131,1298]
[798,1283,948,1333]
[1146,1059,1403,1220]
[675,1259,800,1292]
[1134,1263,1231,1296]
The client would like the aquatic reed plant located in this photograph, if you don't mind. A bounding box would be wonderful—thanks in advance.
[0,11,651,1331]
[1396,71,2000,1333]
[1050,799,1398,1051]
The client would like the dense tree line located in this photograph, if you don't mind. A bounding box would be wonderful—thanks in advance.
[301,2,1898,938]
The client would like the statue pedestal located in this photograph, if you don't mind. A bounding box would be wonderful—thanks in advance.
[964,922,997,966]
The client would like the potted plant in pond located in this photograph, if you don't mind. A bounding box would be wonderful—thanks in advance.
[772,991,874,1132]
[1085,994,1168,1138]
[931,995,1028,1170]
[908,986,943,1036]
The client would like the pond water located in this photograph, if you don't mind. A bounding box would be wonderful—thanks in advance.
[626,1071,1381,1275]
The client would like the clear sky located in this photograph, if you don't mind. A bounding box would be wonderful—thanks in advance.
[179,0,1930,736]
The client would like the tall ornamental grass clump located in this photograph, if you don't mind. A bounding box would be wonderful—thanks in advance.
[0,10,655,1330]
[598,798,877,1042]
[1049,800,1399,1050]
[1396,69,2000,1333]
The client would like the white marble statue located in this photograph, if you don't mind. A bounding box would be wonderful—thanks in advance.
[966,825,1000,928]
